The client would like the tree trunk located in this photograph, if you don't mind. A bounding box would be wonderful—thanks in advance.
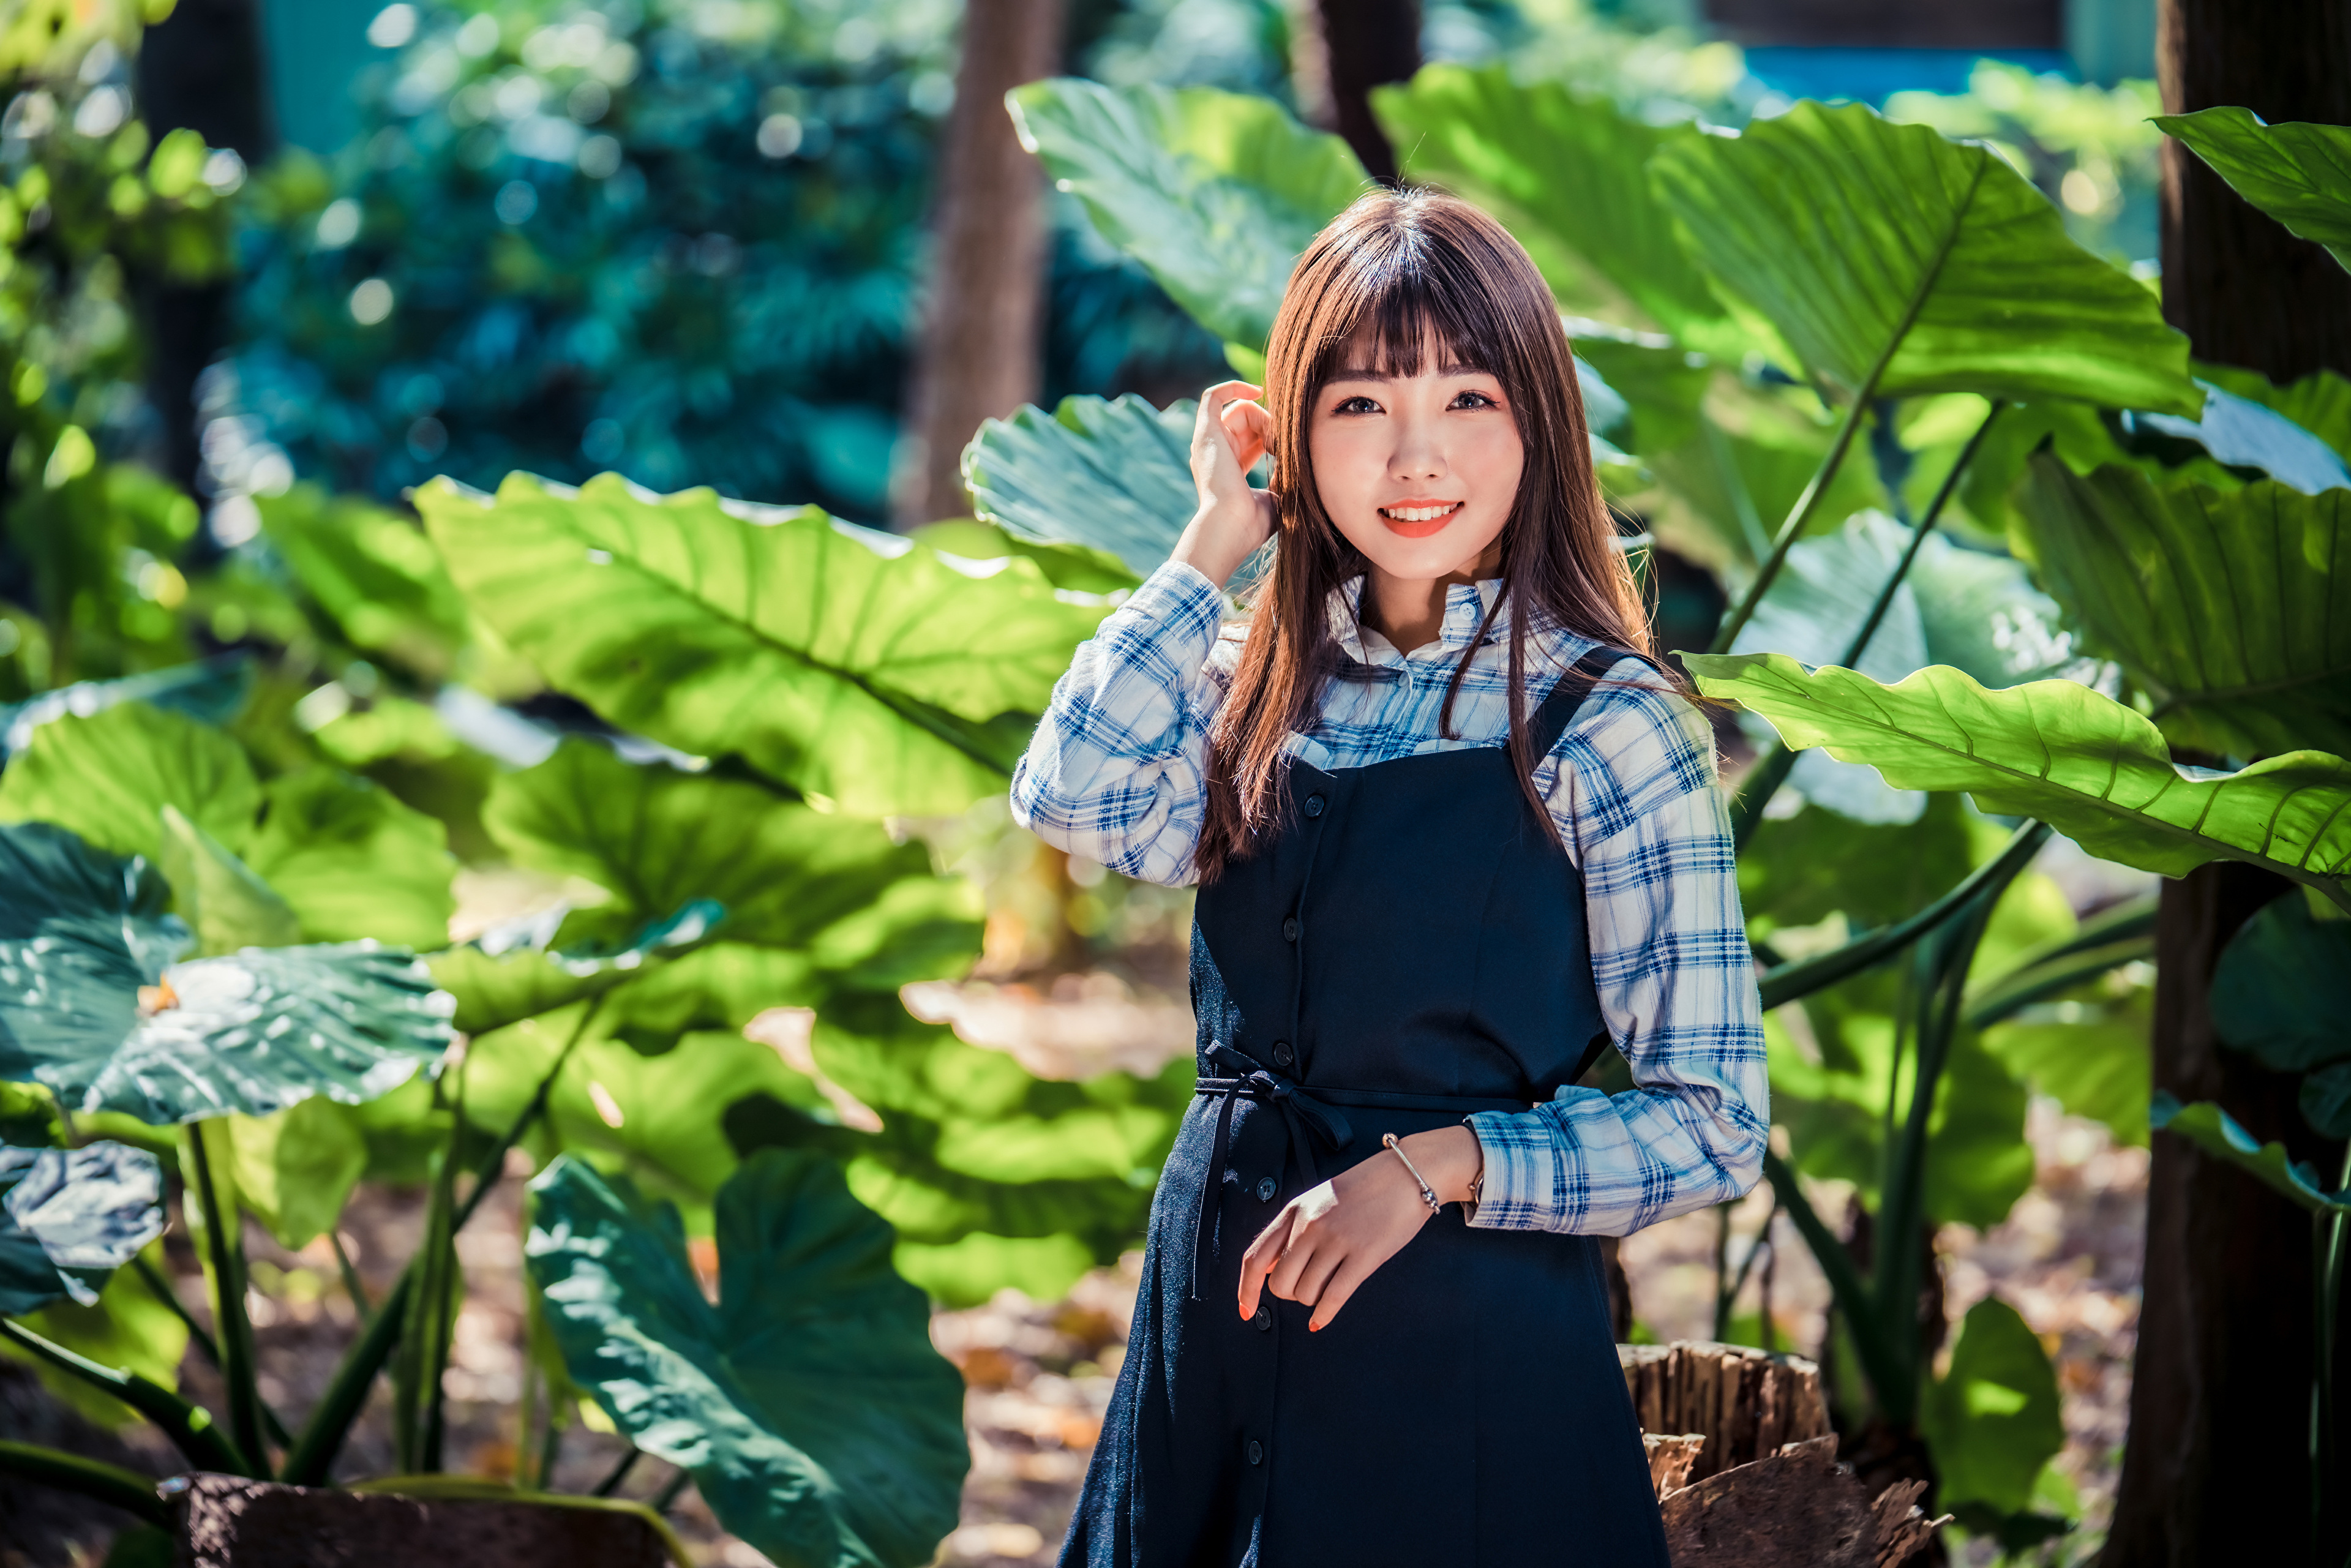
[2110,10,2351,1559]
[1297,0,1420,184]
[894,0,1063,529]
[2154,0,2351,377]
[133,0,274,501]
[2106,866,2334,1564]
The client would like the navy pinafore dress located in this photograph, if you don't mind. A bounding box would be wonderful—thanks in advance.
[1061,647,1670,1568]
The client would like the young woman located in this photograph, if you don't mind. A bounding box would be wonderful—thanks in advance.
[1013,189,1768,1567]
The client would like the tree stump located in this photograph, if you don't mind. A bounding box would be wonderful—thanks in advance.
[1620,1342,1946,1567]
[168,1475,675,1568]
[1618,1340,1831,1482]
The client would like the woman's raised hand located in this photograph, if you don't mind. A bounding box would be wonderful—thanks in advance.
[1171,380,1275,588]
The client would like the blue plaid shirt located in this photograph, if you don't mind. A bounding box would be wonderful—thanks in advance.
[1011,561,1768,1237]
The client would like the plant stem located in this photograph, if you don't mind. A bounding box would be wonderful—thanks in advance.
[280,997,605,1487]
[0,1438,172,1527]
[1707,386,1877,655]
[1757,820,2052,1011]
[186,1120,270,1478]
[130,1254,294,1452]
[331,1231,373,1327]
[0,1318,248,1476]
[652,1466,693,1515]
[1874,891,2000,1425]
[2315,1142,2350,1558]
[536,1408,564,1491]
[1762,1152,1903,1403]
[1724,399,2007,831]
[593,1447,642,1498]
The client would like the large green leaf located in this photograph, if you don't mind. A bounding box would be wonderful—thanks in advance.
[1741,792,1976,936]
[1766,993,2032,1229]
[0,1141,165,1315]
[1685,652,2351,908]
[1373,64,1728,340]
[2157,107,2351,276]
[257,483,471,681]
[1979,992,2153,1146]
[2012,457,2351,758]
[0,703,257,865]
[418,474,1112,816]
[222,1098,369,1250]
[482,740,943,952]
[1007,78,1368,351]
[525,1151,968,1568]
[2209,893,2351,1076]
[964,394,1196,580]
[1652,100,2197,411]
[1730,511,2068,822]
[15,942,455,1126]
[1919,1294,2066,1518]
[2199,364,2351,466]
[0,823,188,1087]
[2150,1092,2351,1213]
[244,768,455,950]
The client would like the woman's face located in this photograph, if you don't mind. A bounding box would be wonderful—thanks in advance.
[1305,337,1523,584]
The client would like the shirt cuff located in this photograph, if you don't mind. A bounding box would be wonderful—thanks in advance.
[1458,1092,1603,1232]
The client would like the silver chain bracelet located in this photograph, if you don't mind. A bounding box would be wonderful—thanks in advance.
[1382,1133,1444,1215]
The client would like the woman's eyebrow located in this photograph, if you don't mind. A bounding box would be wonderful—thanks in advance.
[1327,361,1491,381]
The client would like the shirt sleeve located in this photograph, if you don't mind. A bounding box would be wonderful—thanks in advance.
[1461,662,1769,1236]
[1009,560,1229,889]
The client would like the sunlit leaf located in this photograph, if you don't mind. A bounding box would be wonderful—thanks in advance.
[2012,457,2351,757]
[155,806,300,956]
[1652,100,2199,410]
[526,1150,969,1568]
[222,1098,369,1250]
[1685,652,2351,906]
[417,474,1112,816]
[0,1141,165,1313]
[963,394,1195,580]
[1007,78,1368,350]
[2157,107,2351,276]
[0,703,257,866]
[1373,64,1730,340]
[244,767,456,950]
[18,940,454,1126]
[482,740,940,951]
[257,482,472,681]
[0,656,250,758]
[1920,1294,2066,1517]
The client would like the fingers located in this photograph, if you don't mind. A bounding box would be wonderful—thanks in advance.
[1307,1253,1379,1332]
[1193,380,1266,463]
[1221,397,1273,474]
[1235,1204,1299,1319]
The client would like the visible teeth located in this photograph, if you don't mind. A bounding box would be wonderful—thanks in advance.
[1383,504,1458,522]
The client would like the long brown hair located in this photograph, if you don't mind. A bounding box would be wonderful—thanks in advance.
[1196,187,1660,881]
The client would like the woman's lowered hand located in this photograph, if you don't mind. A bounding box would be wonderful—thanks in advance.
[1236,1125,1483,1332]
[1171,378,1275,588]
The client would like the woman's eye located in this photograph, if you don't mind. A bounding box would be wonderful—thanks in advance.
[1332,396,1380,415]
[1450,389,1498,410]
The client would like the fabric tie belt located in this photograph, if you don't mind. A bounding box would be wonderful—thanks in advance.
[1188,1042,1532,1301]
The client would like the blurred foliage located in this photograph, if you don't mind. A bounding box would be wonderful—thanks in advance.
[0,11,236,694]
[216,0,1229,525]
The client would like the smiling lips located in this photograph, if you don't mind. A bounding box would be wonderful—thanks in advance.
[1378,500,1463,538]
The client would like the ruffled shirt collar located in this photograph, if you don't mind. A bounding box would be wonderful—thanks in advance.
[1327,575,1528,670]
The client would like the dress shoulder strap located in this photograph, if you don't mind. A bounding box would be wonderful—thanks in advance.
[1526,645,1640,761]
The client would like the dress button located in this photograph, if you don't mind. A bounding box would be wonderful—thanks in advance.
[1270,1040,1294,1068]
[1256,1176,1277,1202]
[1253,1303,1272,1330]
[1303,793,1325,819]
[1281,917,1299,942]
[1247,1439,1264,1465]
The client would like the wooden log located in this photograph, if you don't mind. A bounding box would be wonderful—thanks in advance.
[169,1474,674,1567]
[1659,1435,1875,1567]
[1618,1340,1829,1482]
